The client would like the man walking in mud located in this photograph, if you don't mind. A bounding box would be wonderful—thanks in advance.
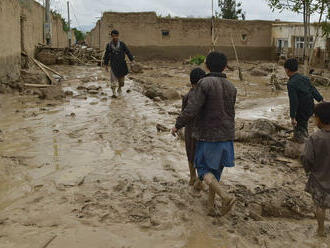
[104,30,135,98]
[172,52,236,216]
[284,58,324,143]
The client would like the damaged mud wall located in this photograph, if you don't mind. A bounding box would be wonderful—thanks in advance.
[0,0,21,82]
[0,0,73,83]
[86,12,273,60]
[20,0,72,56]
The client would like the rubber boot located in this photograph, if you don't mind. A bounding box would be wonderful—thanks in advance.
[188,161,197,186]
[117,86,122,96]
[204,173,235,216]
[111,87,117,98]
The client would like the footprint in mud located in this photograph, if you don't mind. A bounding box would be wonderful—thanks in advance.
[113,180,134,194]
[162,161,176,173]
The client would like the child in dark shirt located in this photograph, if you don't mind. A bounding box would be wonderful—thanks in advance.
[182,68,206,185]
[302,102,330,237]
[284,58,323,143]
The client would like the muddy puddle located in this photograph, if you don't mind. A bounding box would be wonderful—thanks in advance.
[0,64,329,248]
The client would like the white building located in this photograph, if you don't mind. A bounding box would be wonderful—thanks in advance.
[272,23,329,66]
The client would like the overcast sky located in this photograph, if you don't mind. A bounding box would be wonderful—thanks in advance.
[40,0,319,31]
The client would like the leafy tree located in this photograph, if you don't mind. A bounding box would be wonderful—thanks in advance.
[216,0,246,20]
[267,0,329,74]
[72,28,86,42]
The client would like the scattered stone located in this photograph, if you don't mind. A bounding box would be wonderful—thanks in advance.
[77,85,87,90]
[161,89,181,100]
[101,97,108,102]
[250,69,268,77]
[87,85,101,91]
[90,101,99,105]
[39,86,65,100]
[144,87,160,99]
[73,95,87,100]
[131,63,144,73]
[88,90,99,95]
[153,97,161,102]
[64,90,74,96]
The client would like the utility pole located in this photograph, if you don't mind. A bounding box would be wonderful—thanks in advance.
[67,1,72,47]
[45,0,51,45]
[211,0,216,51]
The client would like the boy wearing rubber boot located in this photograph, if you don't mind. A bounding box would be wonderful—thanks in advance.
[172,52,237,216]
[104,30,135,98]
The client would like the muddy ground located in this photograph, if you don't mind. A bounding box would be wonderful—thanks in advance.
[0,61,330,248]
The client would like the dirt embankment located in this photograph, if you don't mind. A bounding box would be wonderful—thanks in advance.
[0,61,329,248]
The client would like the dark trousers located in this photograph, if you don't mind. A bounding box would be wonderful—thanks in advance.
[294,118,309,143]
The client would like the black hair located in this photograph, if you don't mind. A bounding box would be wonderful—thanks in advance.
[190,68,206,84]
[206,52,227,72]
[111,29,119,36]
[284,58,298,72]
[315,102,330,125]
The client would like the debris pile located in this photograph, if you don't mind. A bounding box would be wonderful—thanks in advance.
[36,46,104,66]
[310,75,330,87]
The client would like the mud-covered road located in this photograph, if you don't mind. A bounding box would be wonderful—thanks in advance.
[0,63,329,248]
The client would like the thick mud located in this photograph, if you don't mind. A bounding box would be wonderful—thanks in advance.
[0,63,329,248]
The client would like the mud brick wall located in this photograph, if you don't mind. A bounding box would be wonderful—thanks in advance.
[20,0,72,56]
[86,12,273,61]
[0,0,21,82]
[0,0,73,83]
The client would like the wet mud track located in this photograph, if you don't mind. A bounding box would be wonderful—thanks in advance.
[0,65,329,248]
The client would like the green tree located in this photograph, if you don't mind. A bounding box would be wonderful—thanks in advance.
[72,28,86,42]
[267,0,329,74]
[216,0,246,20]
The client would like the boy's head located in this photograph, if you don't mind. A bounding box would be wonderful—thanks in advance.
[190,68,206,85]
[205,52,227,73]
[284,58,298,77]
[314,102,330,129]
[111,29,119,42]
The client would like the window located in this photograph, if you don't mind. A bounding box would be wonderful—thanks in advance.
[295,36,313,48]
[276,39,288,48]
[241,34,247,41]
[162,30,170,37]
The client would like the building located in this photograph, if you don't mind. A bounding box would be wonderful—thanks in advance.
[0,0,74,83]
[86,12,274,61]
[272,23,329,66]
[86,12,329,68]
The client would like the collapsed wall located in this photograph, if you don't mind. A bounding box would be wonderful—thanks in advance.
[0,0,21,82]
[0,0,72,83]
[86,12,273,61]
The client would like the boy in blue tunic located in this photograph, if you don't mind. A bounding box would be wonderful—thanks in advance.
[172,52,236,216]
